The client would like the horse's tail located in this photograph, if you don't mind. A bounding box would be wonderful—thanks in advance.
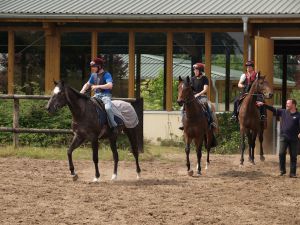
[124,126,143,153]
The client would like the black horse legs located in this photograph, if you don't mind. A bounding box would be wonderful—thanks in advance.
[240,134,245,165]
[259,128,265,161]
[185,143,191,172]
[196,144,203,175]
[124,128,141,178]
[109,137,118,180]
[67,134,84,180]
[92,139,100,180]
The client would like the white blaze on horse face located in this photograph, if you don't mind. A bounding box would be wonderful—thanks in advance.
[53,86,60,94]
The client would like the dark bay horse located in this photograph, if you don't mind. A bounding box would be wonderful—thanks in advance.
[177,76,216,176]
[46,81,142,182]
[238,73,273,165]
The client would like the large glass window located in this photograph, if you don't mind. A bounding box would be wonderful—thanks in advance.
[212,32,244,112]
[136,33,167,110]
[0,32,8,94]
[98,32,129,98]
[15,31,45,94]
[173,33,205,110]
[61,32,91,91]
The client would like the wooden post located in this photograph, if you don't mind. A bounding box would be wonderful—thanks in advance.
[128,31,135,98]
[166,31,173,111]
[44,23,60,93]
[8,31,14,94]
[91,31,98,59]
[205,32,212,99]
[13,98,19,148]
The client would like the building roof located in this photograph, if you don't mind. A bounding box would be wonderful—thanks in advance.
[0,0,299,19]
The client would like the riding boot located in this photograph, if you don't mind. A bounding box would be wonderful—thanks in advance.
[231,98,238,121]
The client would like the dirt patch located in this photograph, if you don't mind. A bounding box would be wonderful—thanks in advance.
[0,154,299,225]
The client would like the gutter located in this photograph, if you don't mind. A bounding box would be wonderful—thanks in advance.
[0,13,299,20]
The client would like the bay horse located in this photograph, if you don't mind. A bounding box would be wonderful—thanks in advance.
[238,72,273,165]
[177,76,216,176]
[46,81,142,182]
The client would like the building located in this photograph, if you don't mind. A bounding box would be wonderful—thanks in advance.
[0,0,300,145]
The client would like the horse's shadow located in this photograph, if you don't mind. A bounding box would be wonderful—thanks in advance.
[103,178,187,186]
[219,170,267,180]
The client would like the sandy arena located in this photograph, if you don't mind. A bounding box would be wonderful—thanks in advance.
[0,154,299,225]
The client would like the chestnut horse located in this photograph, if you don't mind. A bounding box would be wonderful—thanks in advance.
[238,72,273,165]
[177,76,216,176]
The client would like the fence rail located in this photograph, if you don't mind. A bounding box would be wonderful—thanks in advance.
[0,95,143,149]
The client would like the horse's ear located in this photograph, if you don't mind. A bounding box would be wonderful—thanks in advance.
[53,80,58,85]
[61,80,65,87]
[257,71,261,79]
[179,76,183,82]
[186,76,190,84]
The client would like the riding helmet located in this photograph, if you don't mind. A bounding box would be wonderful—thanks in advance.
[193,63,205,72]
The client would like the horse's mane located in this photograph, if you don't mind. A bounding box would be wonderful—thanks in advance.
[64,84,90,100]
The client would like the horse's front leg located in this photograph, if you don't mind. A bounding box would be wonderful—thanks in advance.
[206,132,212,170]
[109,137,118,180]
[195,138,203,175]
[185,141,193,176]
[68,134,85,181]
[91,138,100,182]
[240,133,246,166]
[259,127,265,161]
[250,132,257,165]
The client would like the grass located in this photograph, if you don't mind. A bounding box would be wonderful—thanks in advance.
[0,144,185,162]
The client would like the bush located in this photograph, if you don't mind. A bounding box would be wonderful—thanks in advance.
[156,112,240,154]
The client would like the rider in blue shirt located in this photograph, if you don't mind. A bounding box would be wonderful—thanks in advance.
[80,57,118,132]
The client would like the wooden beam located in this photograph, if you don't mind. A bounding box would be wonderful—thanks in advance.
[205,31,212,99]
[44,23,60,93]
[128,31,135,98]
[166,31,173,111]
[91,31,98,58]
[8,31,14,94]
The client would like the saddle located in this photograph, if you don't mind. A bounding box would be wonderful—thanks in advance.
[91,97,124,127]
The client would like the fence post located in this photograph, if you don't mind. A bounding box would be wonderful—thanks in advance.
[13,98,19,148]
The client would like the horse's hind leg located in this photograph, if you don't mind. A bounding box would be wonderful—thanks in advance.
[124,128,141,179]
[91,138,100,182]
[109,136,118,180]
[68,134,85,181]
[259,128,265,161]
[240,133,246,165]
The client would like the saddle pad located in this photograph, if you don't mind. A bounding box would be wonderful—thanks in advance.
[111,100,139,128]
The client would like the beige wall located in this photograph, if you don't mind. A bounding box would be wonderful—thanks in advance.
[144,111,182,143]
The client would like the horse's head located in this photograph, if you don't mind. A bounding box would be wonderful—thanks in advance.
[177,76,194,106]
[254,72,273,99]
[46,80,68,114]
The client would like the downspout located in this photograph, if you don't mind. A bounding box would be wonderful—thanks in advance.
[211,77,218,111]
[242,17,251,60]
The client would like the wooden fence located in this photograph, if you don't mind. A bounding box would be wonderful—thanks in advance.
[0,95,143,149]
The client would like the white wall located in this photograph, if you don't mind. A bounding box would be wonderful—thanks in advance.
[143,111,183,144]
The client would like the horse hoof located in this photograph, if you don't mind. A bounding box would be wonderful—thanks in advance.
[251,161,255,165]
[260,156,265,161]
[205,163,210,170]
[239,164,244,168]
[72,174,78,181]
[187,170,194,176]
[93,177,100,183]
[136,173,141,180]
[111,174,117,181]
[197,171,202,176]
